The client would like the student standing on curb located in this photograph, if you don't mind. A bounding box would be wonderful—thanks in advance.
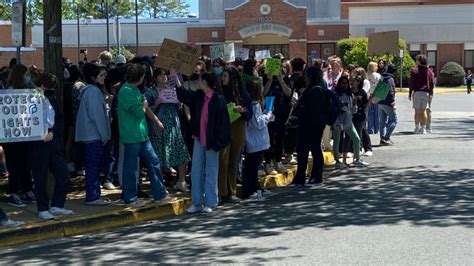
[30,73,74,220]
[409,54,434,135]
[0,208,23,228]
[466,69,472,94]
[75,63,111,206]
[176,72,230,214]
[118,64,176,207]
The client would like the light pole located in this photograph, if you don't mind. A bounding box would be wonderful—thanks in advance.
[135,0,139,55]
[105,0,110,50]
[75,0,80,63]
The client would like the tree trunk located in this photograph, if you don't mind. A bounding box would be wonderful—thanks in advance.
[43,0,63,105]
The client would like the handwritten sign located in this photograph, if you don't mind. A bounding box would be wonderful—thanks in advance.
[368,31,399,56]
[0,89,47,143]
[255,50,271,61]
[264,58,281,76]
[159,88,179,104]
[155,39,202,76]
[167,72,184,88]
[227,102,241,123]
[235,47,250,60]
[210,43,235,63]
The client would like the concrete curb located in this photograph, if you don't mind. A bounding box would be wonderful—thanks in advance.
[0,151,334,248]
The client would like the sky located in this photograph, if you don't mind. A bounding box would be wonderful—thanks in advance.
[184,0,199,16]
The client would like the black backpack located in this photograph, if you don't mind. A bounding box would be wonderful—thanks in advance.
[323,89,342,126]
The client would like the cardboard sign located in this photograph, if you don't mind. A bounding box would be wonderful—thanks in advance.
[368,31,399,56]
[210,43,235,63]
[159,88,179,104]
[0,89,47,143]
[155,39,202,76]
[255,50,271,61]
[235,47,249,60]
[264,58,281,76]
[226,102,241,123]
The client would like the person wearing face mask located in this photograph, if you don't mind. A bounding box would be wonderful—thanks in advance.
[332,76,369,169]
[176,71,230,214]
[218,66,253,204]
[3,64,36,208]
[212,58,225,77]
[29,73,74,220]
[75,63,112,206]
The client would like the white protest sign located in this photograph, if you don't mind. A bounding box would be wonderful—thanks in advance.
[0,89,47,143]
[210,43,235,63]
[255,50,271,61]
[235,47,249,60]
[159,88,179,104]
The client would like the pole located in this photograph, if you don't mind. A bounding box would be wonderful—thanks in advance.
[400,49,404,89]
[43,0,64,104]
[116,16,120,54]
[106,0,110,50]
[16,47,21,65]
[77,0,80,63]
[135,0,139,55]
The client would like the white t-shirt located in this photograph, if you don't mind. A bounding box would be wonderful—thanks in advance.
[363,79,371,94]
[367,72,382,96]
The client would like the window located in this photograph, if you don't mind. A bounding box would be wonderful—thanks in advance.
[427,51,437,73]
[465,50,474,69]
[410,51,420,61]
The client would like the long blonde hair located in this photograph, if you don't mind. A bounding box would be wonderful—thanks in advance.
[367,62,378,74]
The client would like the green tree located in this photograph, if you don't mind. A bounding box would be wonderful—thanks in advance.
[139,0,190,18]
[439,62,465,86]
[337,37,416,86]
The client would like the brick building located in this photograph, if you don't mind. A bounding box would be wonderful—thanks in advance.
[1,0,473,75]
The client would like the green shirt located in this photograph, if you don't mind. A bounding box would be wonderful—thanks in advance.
[118,83,149,144]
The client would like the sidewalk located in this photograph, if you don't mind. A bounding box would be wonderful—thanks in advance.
[397,87,466,95]
[0,152,335,247]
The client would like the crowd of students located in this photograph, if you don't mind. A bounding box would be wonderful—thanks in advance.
[1,49,429,226]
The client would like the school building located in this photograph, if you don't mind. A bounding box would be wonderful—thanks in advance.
[0,0,473,75]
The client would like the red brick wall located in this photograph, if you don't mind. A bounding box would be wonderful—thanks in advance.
[438,43,464,73]
[289,42,307,61]
[224,0,307,41]
[0,24,32,47]
[307,25,349,41]
[187,27,225,43]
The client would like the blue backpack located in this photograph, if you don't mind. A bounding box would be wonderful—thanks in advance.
[323,89,343,126]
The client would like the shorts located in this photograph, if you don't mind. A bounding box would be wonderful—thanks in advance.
[412,91,429,109]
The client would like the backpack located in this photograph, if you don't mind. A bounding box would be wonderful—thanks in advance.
[323,89,342,126]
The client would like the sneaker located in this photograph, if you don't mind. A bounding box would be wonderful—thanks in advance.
[175,181,189,192]
[201,207,213,214]
[275,162,288,174]
[0,219,24,228]
[262,190,272,197]
[85,197,111,206]
[335,161,348,169]
[157,195,177,204]
[67,162,75,173]
[8,194,26,207]
[187,205,202,214]
[103,182,116,190]
[265,163,277,175]
[126,200,145,208]
[49,207,74,216]
[289,158,298,165]
[380,139,392,146]
[22,191,36,203]
[414,126,420,134]
[363,150,373,157]
[38,211,55,220]
[353,159,369,167]
[426,128,432,134]
[229,196,241,203]
[420,128,427,135]
[386,139,395,145]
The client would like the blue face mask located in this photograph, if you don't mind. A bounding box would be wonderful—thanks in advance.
[213,67,223,76]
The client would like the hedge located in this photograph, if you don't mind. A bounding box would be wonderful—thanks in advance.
[438,62,465,86]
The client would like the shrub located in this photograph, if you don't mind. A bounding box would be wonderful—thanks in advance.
[109,46,135,61]
[439,62,465,86]
[337,38,416,86]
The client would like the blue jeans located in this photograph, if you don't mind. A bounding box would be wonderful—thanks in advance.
[190,140,219,208]
[122,140,167,203]
[367,103,379,134]
[102,140,117,184]
[379,104,398,140]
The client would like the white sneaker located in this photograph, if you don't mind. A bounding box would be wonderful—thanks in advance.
[103,182,116,190]
[201,207,213,214]
[175,181,189,192]
[363,151,373,157]
[38,211,55,220]
[187,205,202,214]
[290,157,298,165]
[1,219,24,228]
[353,159,369,167]
[126,200,145,208]
[264,163,277,175]
[335,161,348,169]
[49,207,74,216]
[275,162,288,173]
[426,128,432,134]
[420,128,427,135]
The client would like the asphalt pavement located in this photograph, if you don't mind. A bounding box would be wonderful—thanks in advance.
[0,93,473,265]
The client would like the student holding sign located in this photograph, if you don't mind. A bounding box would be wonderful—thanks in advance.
[378,65,398,146]
[29,73,73,220]
[145,68,190,192]
[262,56,292,175]
[3,64,36,208]
[218,67,252,204]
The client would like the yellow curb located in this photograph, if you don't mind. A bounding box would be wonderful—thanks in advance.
[397,89,466,95]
